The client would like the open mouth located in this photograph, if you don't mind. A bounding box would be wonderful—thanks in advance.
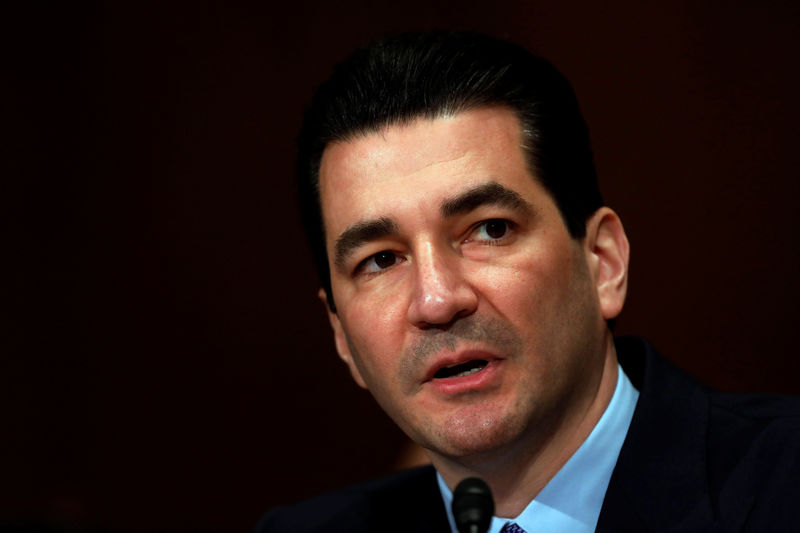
[433,359,489,379]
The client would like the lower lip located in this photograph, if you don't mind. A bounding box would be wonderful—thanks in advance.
[426,360,502,395]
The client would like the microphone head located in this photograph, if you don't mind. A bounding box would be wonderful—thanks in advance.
[452,477,494,533]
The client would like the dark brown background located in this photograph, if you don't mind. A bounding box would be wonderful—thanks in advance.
[5,2,799,531]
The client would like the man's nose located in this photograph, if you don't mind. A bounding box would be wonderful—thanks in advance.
[406,245,478,328]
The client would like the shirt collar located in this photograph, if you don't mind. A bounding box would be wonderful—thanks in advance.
[437,362,639,533]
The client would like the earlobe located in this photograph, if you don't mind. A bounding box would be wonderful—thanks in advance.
[318,289,369,389]
[584,208,630,320]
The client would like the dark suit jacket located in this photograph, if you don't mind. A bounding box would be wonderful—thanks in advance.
[257,337,800,532]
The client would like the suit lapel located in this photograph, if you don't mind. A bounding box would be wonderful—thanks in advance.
[597,338,716,532]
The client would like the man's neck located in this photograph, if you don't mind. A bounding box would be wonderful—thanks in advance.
[429,336,620,518]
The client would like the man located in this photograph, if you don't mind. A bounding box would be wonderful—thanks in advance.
[258,32,799,532]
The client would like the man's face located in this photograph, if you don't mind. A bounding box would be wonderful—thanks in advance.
[318,107,615,459]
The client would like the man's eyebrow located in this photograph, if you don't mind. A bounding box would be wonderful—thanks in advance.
[334,217,399,270]
[440,182,534,218]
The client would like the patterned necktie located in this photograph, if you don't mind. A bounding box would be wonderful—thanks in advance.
[499,523,527,533]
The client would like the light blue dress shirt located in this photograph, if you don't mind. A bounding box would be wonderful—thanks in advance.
[437,363,639,533]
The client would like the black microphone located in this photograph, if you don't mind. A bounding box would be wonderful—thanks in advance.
[452,477,494,533]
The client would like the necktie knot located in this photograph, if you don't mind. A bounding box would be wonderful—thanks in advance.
[499,522,527,533]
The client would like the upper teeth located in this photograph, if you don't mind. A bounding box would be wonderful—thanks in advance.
[453,366,482,378]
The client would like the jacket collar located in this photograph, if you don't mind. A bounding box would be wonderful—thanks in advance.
[597,337,715,532]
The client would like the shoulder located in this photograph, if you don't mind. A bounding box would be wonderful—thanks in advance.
[710,389,800,422]
[624,336,800,483]
[706,390,800,477]
[255,465,448,533]
[696,391,800,531]
[613,337,800,530]
[706,392,800,508]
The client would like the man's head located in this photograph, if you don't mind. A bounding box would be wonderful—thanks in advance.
[297,32,629,462]
[298,32,602,312]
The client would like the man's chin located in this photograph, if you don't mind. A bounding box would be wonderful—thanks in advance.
[423,408,525,459]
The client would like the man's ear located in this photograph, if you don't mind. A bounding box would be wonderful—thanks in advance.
[318,289,368,389]
[583,208,630,320]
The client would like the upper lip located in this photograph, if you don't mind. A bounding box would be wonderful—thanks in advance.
[423,349,501,382]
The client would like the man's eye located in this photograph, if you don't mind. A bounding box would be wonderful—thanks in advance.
[358,250,400,274]
[474,219,511,241]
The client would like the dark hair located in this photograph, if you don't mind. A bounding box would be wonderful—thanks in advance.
[297,31,602,312]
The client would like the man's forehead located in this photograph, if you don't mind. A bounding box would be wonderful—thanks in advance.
[319,107,525,188]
